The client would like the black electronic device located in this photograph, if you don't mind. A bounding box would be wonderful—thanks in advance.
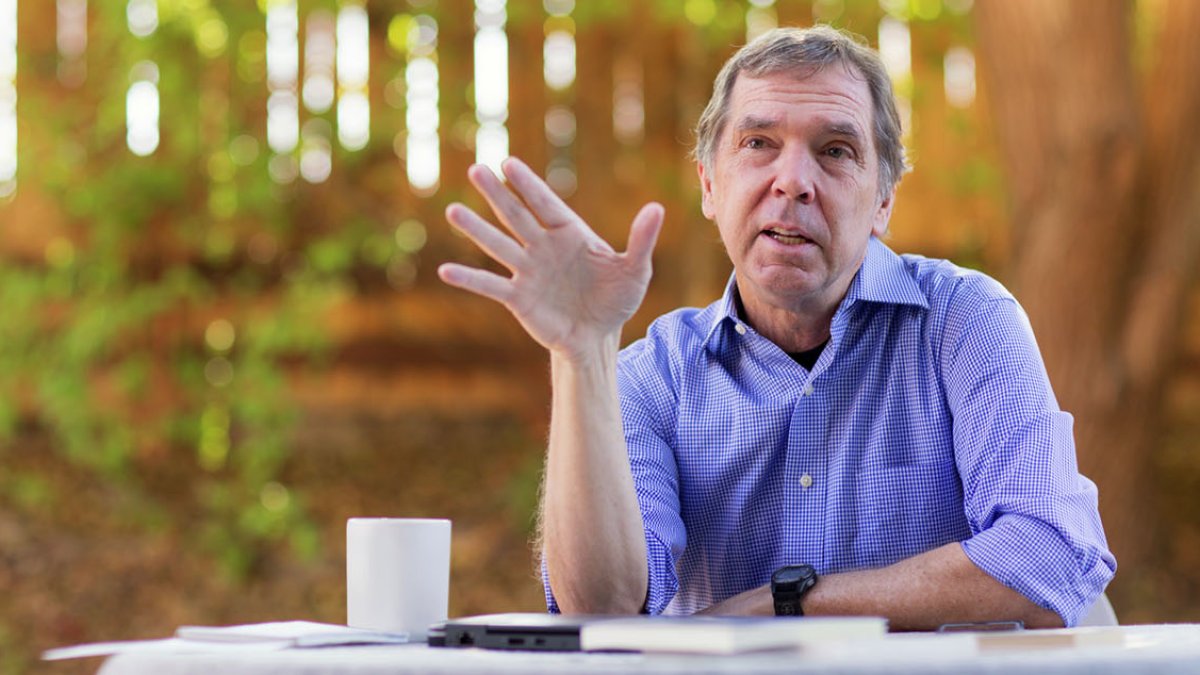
[433,613,605,652]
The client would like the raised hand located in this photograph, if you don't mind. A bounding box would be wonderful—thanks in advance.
[438,157,664,360]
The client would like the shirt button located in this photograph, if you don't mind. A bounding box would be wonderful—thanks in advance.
[734,323,747,335]
[800,473,813,489]
[802,384,814,396]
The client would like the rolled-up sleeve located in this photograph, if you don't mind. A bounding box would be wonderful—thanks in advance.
[942,291,1116,626]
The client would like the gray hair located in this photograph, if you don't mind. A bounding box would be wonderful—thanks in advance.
[693,25,909,198]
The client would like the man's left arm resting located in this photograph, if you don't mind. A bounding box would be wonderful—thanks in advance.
[701,542,1062,629]
[706,291,1115,628]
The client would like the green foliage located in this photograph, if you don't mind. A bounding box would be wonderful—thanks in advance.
[504,440,547,537]
[1,470,54,511]
[0,622,27,675]
[0,2,414,584]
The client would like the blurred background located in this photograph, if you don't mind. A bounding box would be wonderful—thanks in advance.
[2,0,1199,672]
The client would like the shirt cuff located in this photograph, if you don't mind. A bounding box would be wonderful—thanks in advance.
[961,513,1114,626]
[540,528,680,615]
[540,556,560,614]
[643,528,679,615]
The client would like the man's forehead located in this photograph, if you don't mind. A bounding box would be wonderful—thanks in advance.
[727,67,874,129]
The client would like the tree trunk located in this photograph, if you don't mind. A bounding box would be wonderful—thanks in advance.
[974,0,1200,618]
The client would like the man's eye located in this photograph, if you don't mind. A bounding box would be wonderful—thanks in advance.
[745,138,766,149]
[825,146,853,160]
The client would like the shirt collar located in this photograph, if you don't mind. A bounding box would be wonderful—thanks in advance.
[702,237,928,352]
[847,237,930,310]
[701,275,742,350]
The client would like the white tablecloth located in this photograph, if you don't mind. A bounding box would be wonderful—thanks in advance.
[97,624,1200,675]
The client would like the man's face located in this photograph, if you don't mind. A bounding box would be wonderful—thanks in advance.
[699,66,894,318]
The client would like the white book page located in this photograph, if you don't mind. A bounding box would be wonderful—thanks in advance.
[44,621,408,661]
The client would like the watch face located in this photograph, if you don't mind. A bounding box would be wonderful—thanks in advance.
[774,566,811,585]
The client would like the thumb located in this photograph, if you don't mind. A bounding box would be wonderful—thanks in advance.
[625,202,664,272]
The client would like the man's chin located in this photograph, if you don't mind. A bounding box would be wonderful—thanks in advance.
[740,271,827,305]
[748,267,822,293]
[745,260,865,312]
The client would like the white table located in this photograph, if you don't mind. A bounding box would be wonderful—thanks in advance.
[98,624,1200,675]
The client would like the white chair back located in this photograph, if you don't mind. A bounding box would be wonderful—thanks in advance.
[1078,593,1118,626]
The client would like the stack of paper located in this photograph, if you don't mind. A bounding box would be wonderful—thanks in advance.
[42,621,409,661]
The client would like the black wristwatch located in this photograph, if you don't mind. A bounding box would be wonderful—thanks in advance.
[771,564,818,616]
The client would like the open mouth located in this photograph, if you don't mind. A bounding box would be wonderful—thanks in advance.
[763,230,814,246]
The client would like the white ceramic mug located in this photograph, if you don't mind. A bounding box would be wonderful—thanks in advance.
[346,518,451,640]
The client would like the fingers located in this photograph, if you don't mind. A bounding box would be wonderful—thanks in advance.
[501,157,578,230]
[467,164,544,244]
[437,263,513,305]
[625,202,665,271]
[445,203,526,271]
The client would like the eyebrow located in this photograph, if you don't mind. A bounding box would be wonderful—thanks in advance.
[732,115,866,144]
[825,122,865,144]
[734,115,781,133]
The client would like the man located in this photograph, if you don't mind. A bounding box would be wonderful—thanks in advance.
[438,26,1115,629]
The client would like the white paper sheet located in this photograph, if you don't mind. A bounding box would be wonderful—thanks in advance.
[43,621,409,661]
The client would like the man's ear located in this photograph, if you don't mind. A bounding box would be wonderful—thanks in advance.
[872,187,897,237]
[698,161,716,221]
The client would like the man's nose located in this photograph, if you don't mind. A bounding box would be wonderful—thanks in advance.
[772,150,817,205]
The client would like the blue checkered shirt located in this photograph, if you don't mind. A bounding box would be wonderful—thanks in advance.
[543,237,1115,626]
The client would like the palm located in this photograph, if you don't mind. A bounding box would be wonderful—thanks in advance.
[439,158,663,357]
[508,223,650,351]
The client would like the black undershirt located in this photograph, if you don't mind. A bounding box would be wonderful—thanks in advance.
[788,341,827,370]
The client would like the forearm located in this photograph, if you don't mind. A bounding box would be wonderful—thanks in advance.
[702,542,1063,630]
[542,338,648,614]
[808,542,1063,629]
[437,158,663,613]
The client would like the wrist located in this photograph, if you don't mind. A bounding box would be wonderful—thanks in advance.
[550,333,621,369]
[697,584,775,616]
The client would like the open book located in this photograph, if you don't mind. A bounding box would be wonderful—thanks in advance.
[580,616,887,654]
